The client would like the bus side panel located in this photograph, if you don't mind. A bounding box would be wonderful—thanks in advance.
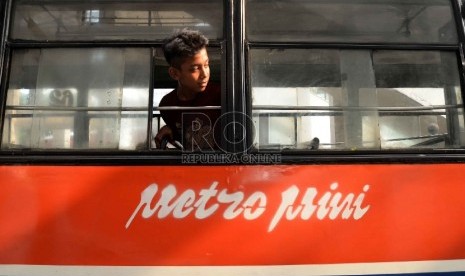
[0,164,464,273]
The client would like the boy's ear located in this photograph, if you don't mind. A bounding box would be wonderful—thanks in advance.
[168,67,179,80]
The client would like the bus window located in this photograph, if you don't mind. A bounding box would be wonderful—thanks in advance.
[11,0,223,41]
[246,0,457,44]
[374,50,464,149]
[247,0,464,151]
[250,49,465,150]
[2,48,151,150]
[3,0,225,152]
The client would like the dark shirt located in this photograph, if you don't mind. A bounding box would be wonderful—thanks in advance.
[159,83,221,151]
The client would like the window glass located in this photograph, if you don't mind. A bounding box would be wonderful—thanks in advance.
[374,50,464,148]
[3,48,150,150]
[11,0,223,41]
[250,49,465,150]
[246,0,457,44]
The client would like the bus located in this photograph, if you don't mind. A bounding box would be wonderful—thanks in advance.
[1,0,465,275]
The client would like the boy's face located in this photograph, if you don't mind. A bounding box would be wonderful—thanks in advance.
[170,47,210,94]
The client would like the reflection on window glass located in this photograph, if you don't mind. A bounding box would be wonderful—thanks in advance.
[374,50,464,148]
[250,49,465,150]
[246,0,457,44]
[85,10,100,24]
[12,0,223,41]
[2,48,150,150]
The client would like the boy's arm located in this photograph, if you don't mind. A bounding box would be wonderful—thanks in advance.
[154,125,174,149]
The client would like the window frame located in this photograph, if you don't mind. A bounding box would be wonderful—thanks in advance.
[0,0,232,163]
[243,0,465,162]
[1,0,465,164]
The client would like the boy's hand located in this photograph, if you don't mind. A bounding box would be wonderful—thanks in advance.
[155,125,174,149]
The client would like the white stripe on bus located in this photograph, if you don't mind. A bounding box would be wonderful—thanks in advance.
[1,259,465,276]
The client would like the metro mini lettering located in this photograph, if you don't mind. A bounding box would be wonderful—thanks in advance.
[126,181,370,232]
[126,181,268,228]
[268,183,371,232]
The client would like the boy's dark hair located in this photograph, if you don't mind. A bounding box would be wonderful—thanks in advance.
[162,29,209,69]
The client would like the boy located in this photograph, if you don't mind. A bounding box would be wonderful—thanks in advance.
[155,29,221,151]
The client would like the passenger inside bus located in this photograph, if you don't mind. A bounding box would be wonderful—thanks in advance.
[154,29,221,151]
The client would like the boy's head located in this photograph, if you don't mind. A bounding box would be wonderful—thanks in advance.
[162,29,209,69]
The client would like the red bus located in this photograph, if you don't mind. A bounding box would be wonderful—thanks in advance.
[1,0,465,275]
